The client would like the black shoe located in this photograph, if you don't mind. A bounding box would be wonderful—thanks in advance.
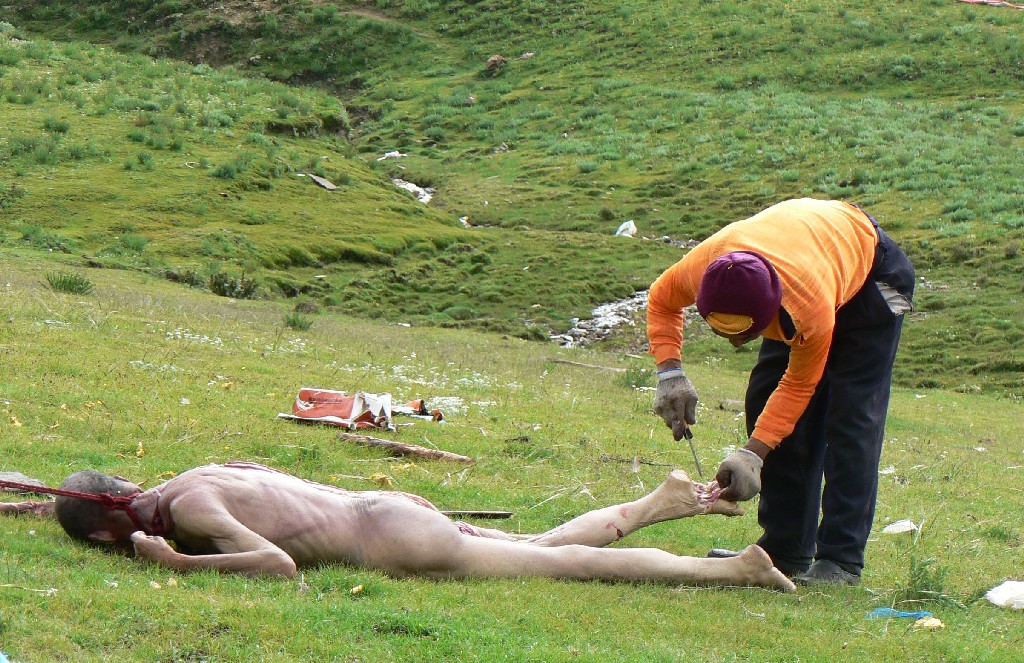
[794,559,861,586]
[706,548,740,559]
[772,559,811,578]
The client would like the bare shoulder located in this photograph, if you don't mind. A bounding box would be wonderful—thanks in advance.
[159,464,267,501]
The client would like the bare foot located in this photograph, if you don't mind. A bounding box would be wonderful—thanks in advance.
[644,469,703,521]
[648,470,744,519]
[706,498,744,517]
[734,545,797,592]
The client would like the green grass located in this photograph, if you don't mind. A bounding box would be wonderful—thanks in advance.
[1,253,1022,662]
[45,270,94,295]
[0,1,1021,392]
[0,10,1020,655]
[0,5,1022,656]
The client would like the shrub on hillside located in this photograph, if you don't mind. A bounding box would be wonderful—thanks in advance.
[208,272,259,299]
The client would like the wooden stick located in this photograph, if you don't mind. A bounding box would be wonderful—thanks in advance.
[0,501,55,517]
[548,358,626,373]
[600,453,673,467]
[338,433,472,463]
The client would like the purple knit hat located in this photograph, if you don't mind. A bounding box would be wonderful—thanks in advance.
[696,251,782,335]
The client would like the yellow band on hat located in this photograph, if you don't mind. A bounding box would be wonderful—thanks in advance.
[705,312,754,335]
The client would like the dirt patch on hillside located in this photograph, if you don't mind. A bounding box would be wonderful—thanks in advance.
[190,2,428,36]
[209,1,280,26]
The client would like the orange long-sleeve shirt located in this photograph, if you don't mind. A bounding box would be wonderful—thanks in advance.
[647,199,878,447]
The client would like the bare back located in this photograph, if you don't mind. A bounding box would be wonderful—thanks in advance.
[154,463,456,572]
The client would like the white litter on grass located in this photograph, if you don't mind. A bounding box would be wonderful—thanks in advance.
[377,150,408,161]
[985,580,1024,609]
[879,465,896,475]
[614,220,637,237]
[392,178,435,204]
[882,519,918,534]
[129,360,183,373]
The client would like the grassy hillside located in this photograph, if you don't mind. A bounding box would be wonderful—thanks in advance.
[1,254,1022,661]
[1,1,1023,395]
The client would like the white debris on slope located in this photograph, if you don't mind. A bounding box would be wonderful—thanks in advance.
[551,291,705,349]
[552,291,649,348]
[377,150,408,161]
[393,178,435,204]
[614,220,637,237]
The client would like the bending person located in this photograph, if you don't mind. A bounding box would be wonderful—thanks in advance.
[4,462,795,591]
[648,198,914,585]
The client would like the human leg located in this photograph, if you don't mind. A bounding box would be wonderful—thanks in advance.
[813,319,903,573]
[352,479,772,588]
[453,470,740,547]
[746,338,827,575]
[435,537,795,591]
[810,230,912,576]
[523,470,741,547]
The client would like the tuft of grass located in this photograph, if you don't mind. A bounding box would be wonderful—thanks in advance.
[41,115,70,133]
[893,556,970,609]
[284,311,313,331]
[616,365,654,390]
[45,271,94,295]
[118,234,148,253]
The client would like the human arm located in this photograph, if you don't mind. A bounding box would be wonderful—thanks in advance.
[646,254,706,367]
[130,531,297,578]
[133,495,297,578]
[714,332,830,501]
[647,252,707,438]
[750,332,831,446]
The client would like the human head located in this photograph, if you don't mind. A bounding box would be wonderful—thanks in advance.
[696,251,781,342]
[54,470,141,544]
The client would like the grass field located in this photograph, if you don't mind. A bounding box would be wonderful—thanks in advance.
[1,252,1022,662]
[1,1,1023,660]
[1,1,1023,391]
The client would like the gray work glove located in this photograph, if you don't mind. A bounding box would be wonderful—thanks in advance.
[715,448,763,502]
[652,368,698,441]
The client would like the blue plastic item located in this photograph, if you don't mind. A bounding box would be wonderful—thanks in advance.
[866,607,933,620]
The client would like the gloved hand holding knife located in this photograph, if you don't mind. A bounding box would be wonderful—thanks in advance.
[652,361,704,478]
[653,360,768,499]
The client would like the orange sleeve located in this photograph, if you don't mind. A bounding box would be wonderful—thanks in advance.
[751,327,832,447]
[646,250,707,365]
[647,199,877,446]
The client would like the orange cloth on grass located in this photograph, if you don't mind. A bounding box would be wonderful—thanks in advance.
[647,199,878,447]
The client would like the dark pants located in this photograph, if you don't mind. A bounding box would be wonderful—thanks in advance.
[746,227,915,574]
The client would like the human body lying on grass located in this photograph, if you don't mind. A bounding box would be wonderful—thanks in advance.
[648,198,915,585]
[1,461,795,591]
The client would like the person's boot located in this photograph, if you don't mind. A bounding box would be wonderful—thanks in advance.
[794,559,861,586]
